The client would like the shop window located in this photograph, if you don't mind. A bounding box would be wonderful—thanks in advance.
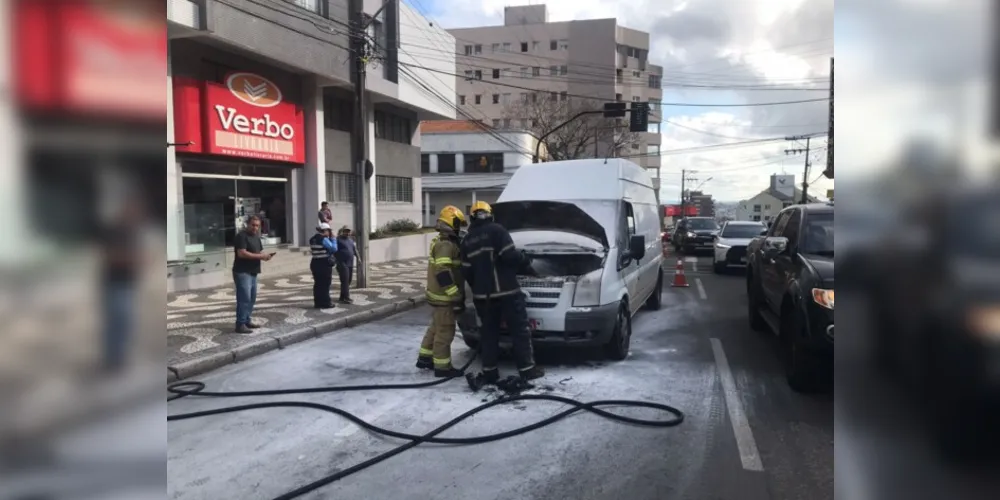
[437,154,456,173]
[420,154,430,173]
[325,172,358,203]
[375,175,413,203]
[464,153,504,173]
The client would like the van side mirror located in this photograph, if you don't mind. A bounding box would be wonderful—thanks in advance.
[628,234,646,260]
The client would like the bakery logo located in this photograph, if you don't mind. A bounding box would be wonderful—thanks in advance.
[226,72,282,108]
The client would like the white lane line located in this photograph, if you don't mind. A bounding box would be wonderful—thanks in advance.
[684,256,698,263]
[693,260,699,272]
[695,278,708,300]
[710,338,764,472]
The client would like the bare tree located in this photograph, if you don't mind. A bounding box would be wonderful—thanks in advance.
[502,92,640,161]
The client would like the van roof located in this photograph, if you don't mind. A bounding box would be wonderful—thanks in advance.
[498,158,654,202]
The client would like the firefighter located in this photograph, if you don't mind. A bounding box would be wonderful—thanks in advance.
[416,206,468,377]
[460,201,544,383]
[309,223,337,309]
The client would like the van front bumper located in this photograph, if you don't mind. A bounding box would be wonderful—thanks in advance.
[458,301,619,347]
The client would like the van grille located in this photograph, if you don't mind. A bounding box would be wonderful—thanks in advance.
[517,277,563,289]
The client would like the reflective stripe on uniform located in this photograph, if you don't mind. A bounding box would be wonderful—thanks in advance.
[431,256,457,266]
[310,243,327,259]
[471,289,519,299]
[419,348,433,356]
[464,246,494,258]
[498,243,516,255]
[426,291,457,302]
[433,357,451,367]
[443,285,459,296]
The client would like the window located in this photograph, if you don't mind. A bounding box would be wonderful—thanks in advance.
[323,94,353,132]
[501,93,511,104]
[632,96,640,102]
[647,122,660,134]
[559,91,567,101]
[464,70,473,80]
[492,94,499,104]
[459,95,466,105]
[325,172,357,203]
[752,215,761,222]
[648,74,661,88]
[464,45,473,55]
[558,39,569,50]
[420,154,430,174]
[502,68,511,78]
[622,202,637,246]
[492,68,500,79]
[532,66,541,77]
[781,209,801,245]
[375,175,413,203]
[373,110,413,144]
[530,119,536,127]
[764,204,771,210]
[769,211,790,236]
[437,154,456,173]
[616,69,623,83]
[503,42,511,52]
[520,67,529,77]
[520,42,528,52]
[520,92,528,103]
[550,39,557,50]
[549,92,557,101]
[649,98,661,111]
[559,65,568,75]
[532,41,539,51]
[753,204,761,212]
[474,94,481,105]
[782,202,792,208]
[549,65,558,75]
[474,44,482,54]
[474,70,482,80]
[492,119,500,127]
[631,142,639,150]
[289,0,323,15]
[615,93,622,101]
[764,215,772,221]
[633,70,641,78]
[530,93,537,103]
[646,145,659,157]
[464,153,505,173]
[492,43,500,52]
[503,118,511,128]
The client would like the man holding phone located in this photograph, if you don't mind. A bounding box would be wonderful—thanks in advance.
[233,215,275,334]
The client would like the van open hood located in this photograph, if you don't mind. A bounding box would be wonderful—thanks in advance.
[492,201,609,249]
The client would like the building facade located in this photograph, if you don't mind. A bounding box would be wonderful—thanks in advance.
[688,191,716,218]
[444,4,663,189]
[734,175,819,223]
[167,0,455,291]
[419,121,540,224]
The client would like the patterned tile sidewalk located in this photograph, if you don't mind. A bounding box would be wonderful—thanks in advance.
[167,258,428,374]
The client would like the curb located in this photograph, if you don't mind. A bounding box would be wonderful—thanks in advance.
[168,294,427,382]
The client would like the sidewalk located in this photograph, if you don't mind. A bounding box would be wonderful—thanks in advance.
[167,258,428,380]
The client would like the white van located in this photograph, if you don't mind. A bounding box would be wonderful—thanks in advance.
[458,158,664,360]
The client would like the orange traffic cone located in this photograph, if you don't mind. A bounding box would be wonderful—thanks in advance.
[671,259,689,287]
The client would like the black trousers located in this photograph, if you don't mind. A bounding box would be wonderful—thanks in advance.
[336,261,353,300]
[474,292,536,372]
[310,260,333,308]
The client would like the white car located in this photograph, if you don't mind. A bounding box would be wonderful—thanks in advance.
[713,220,767,273]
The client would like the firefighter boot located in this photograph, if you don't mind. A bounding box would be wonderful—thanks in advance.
[416,356,433,370]
[482,368,500,384]
[518,365,545,381]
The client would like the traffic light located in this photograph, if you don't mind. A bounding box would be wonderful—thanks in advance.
[629,102,649,132]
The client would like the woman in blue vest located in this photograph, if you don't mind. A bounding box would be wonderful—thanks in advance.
[309,223,337,308]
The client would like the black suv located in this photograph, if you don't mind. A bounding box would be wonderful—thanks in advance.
[746,203,834,392]
[671,217,719,253]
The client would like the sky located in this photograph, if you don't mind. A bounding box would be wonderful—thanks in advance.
[405,0,835,203]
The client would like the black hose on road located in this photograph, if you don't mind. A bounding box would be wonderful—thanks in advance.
[167,355,685,500]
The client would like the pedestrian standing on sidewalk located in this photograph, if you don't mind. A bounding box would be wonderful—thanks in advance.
[318,201,333,225]
[100,194,144,373]
[309,223,337,309]
[335,226,360,304]
[233,215,274,334]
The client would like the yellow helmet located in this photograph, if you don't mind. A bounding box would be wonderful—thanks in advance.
[470,201,492,216]
[438,205,467,231]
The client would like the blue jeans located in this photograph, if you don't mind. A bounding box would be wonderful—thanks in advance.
[103,282,134,369]
[233,272,258,326]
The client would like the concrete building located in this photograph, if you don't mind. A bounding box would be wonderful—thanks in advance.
[688,191,716,218]
[418,121,541,224]
[167,0,455,291]
[734,174,819,223]
[445,4,663,189]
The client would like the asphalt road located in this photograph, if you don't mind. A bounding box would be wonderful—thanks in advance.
[167,252,833,500]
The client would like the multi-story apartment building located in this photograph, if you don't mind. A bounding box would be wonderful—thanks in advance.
[688,191,716,218]
[446,4,663,189]
[166,0,455,291]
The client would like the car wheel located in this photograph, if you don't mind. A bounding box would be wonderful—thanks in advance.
[746,272,767,332]
[781,306,821,393]
[604,302,632,360]
[644,269,663,310]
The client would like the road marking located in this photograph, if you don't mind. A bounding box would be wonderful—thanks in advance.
[710,338,764,472]
[684,256,698,263]
[695,278,707,300]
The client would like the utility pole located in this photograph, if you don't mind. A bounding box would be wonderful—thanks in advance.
[679,169,686,218]
[784,135,812,203]
[824,57,834,179]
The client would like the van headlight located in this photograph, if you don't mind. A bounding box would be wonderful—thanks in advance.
[573,269,603,307]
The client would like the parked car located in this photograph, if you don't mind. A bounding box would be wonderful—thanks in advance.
[457,158,664,360]
[713,220,767,273]
[671,217,720,253]
[746,203,834,392]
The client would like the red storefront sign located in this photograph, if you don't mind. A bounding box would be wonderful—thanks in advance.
[664,205,699,216]
[14,0,166,120]
[172,73,305,163]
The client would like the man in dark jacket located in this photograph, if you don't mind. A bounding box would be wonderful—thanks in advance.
[309,223,337,309]
[460,201,544,383]
[334,226,360,304]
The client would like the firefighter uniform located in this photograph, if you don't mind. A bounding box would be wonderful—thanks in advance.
[460,201,544,382]
[416,206,467,377]
[309,223,336,309]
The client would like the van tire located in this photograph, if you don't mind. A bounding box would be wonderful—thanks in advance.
[644,270,663,310]
[604,302,632,361]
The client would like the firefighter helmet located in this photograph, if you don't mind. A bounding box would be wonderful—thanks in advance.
[438,205,467,231]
